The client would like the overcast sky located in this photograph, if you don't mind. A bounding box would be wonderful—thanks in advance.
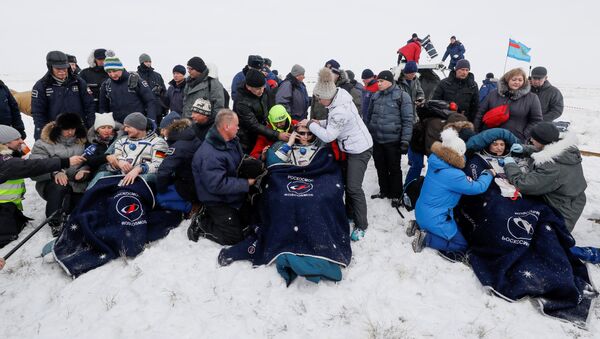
[1,0,598,90]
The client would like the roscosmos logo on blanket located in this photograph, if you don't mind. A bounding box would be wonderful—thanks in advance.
[115,191,145,224]
[502,210,539,246]
[285,176,314,197]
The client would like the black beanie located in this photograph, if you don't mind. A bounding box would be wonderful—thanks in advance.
[531,122,560,145]
[187,57,207,73]
[377,70,395,83]
[245,69,266,87]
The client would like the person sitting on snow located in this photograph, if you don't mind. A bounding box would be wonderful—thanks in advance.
[410,128,495,253]
[504,122,586,232]
[88,112,168,188]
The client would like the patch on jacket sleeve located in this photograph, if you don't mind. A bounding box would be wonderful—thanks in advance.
[141,80,149,88]
[166,147,175,156]
[154,150,166,158]
[31,90,38,98]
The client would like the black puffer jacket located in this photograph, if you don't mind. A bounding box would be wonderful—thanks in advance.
[79,65,109,112]
[432,71,479,122]
[233,82,276,153]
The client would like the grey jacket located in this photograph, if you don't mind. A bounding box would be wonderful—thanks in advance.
[505,132,586,231]
[30,122,88,193]
[474,79,542,141]
[530,80,564,122]
[275,73,309,120]
[398,75,425,119]
[182,73,225,118]
[367,84,414,144]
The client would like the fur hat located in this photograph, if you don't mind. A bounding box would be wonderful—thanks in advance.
[67,54,77,64]
[531,122,559,145]
[191,98,212,116]
[46,51,69,69]
[313,68,338,100]
[123,112,147,131]
[441,128,466,156]
[94,112,116,130]
[0,125,22,144]
[50,112,86,142]
[104,50,124,71]
[455,59,470,71]
[290,64,305,77]
[247,55,264,69]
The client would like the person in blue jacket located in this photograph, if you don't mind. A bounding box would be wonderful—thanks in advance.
[98,51,158,123]
[31,51,95,139]
[412,128,495,253]
[189,109,253,245]
[441,36,466,71]
[479,72,498,103]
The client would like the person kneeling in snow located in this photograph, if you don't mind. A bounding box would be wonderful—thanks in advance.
[412,128,494,253]
[88,112,168,188]
[504,122,586,232]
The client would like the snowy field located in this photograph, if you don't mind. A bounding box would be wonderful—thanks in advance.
[0,83,599,339]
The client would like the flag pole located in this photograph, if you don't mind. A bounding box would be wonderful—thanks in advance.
[503,39,509,74]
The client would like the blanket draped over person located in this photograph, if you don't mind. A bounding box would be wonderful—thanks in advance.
[456,155,598,328]
[53,176,182,277]
[219,148,351,284]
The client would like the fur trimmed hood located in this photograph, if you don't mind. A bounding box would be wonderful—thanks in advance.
[430,141,466,169]
[0,143,14,156]
[444,120,474,132]
[497,77,531,100]
[40,121,87,145]
[531,131,581,165]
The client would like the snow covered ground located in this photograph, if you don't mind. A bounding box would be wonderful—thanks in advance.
[0,83,599,338]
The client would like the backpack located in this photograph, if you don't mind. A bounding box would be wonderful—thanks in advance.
[482,103,510,128]
[402,176,425,211]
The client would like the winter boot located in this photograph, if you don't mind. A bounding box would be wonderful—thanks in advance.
[370,192,388,199]
[406,220,420,237]
[412,229,427,253]
[187,210,205,242]
[350,227,365,241]
[391,198,402,208]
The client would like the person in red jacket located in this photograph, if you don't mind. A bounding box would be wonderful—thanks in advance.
[397,40,422,65]
[250,104,297,159]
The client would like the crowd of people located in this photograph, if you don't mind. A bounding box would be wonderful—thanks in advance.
[0,34,584,274]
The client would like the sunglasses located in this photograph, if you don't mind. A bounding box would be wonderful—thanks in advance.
[297,131,313,136]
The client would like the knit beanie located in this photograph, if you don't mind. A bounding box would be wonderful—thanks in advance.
[245,69,266,87]
[94,112,116,130]
[530,122,559,145]
[187,57,207,73]
[290,64,305,77]
[377,70,395,84]
[172,64,186,75]
[440,128,466,156]
[123,112,147,131]
[313,68,338,100]
[191,98,212,116]
[361,69,375,79]
[159,111,181,129]
[455,59,470,70]
[404,61,418,74]
[325,59,341,75]
[104,50,124,71]
[139,53,151,64]
[0,125,22,144]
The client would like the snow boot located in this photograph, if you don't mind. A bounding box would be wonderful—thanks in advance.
[406,220,420,237]
[370,192,387,199]
[350,227,365,241]
[412,229,427,253]
[187,210,206,242]
[391,198,401,208]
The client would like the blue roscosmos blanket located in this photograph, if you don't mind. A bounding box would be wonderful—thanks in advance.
[456,155,598,328]
[220,148,352,269]
[53,175,182,277]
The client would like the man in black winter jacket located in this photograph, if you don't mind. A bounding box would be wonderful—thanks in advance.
[530,66,564,121]
[233,69,288,153]
[80,48,109,113]
[137,53,167,120]
[0,80,26,139]
[31,51,95,139]
[98,52,158,123]
[432,59,479,122]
